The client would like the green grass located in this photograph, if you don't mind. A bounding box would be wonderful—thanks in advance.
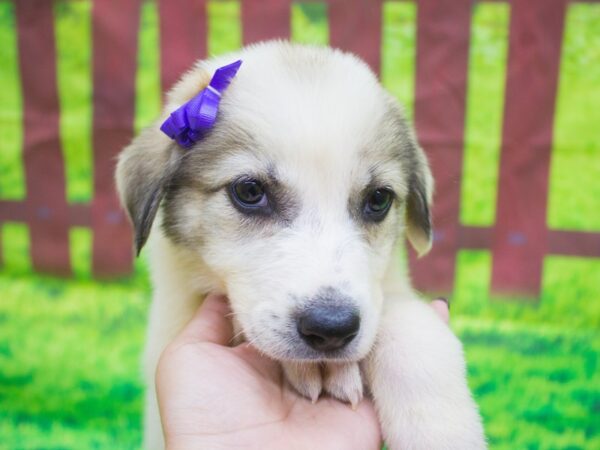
[0,270,149,449]
[1,1,599,448]
[459,318,600,450]
[454,250,600,329]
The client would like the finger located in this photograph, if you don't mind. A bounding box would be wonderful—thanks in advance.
[431,297,450,324]
[177,293,234,346]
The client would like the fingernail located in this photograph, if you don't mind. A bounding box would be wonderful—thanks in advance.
[435,297,450,310]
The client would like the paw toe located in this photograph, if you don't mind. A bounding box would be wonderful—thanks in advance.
[324,362,363,407]
[282,361,323,402]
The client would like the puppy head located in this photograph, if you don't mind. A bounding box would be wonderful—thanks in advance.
[116,42,432,362]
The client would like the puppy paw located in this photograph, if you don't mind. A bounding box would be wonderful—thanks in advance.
[323,362,363,409]
[282,361,322,402]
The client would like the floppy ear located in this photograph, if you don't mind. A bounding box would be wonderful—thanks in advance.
[115,125,182,255]
[384,97,434,256]
[116,64,214,255]
[405,144,434,257]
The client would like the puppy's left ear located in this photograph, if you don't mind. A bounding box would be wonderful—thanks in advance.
[405,146,434,257]
[387,100,434,256]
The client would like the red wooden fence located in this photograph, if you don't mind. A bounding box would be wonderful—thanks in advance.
[1,0,599,296]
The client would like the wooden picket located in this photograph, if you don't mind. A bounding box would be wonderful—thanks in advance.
[329,0,382,73]
[90,0,141,277]
[15,1,71,276]
[158,0,208,94]
[490,0,567,297]
[1,0,599,297]
[409,0,472,295]
[242,0,291,44]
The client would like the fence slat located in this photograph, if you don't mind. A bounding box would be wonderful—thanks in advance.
[3,0,598,286]
[409,0,472,294]
[548,230,600,257]
[15,1,71,276]
[0,201,90,228]
[91,0,141,277]
[459,226,492,250]
[328,0,382,75]
[158,0,207,94]
[491,0,567,297]
[241,0,290,45]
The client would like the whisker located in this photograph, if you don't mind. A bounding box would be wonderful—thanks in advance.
[229,329,246,345]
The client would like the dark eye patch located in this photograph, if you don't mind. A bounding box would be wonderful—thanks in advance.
[224,172,301,227]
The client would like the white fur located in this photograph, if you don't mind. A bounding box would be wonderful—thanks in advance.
[117,41,486,449]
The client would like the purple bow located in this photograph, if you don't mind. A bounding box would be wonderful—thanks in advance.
[160,60,243,148]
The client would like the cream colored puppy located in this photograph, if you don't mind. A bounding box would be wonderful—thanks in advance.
[116,41,486,449]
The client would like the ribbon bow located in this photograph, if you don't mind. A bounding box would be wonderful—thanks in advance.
[160,60,243,148]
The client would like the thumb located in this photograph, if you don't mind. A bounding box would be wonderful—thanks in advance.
[176,293,234,346]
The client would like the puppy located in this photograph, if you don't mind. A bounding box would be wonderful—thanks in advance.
[116,41,486,449]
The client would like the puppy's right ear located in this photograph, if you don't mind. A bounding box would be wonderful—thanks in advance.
[115,125,181,255]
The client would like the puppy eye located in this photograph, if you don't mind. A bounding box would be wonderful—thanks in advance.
[230,178,268,210]
[363,188,394,222]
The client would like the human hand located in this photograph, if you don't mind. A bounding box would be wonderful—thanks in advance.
[156,294,450,450]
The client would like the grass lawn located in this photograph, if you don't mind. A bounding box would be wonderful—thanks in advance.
[1,1,599,449]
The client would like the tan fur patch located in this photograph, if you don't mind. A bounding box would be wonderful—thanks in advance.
[166,65,212,106]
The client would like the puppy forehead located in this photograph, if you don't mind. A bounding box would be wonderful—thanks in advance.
[213,44,389,159]
[179,43,409,194]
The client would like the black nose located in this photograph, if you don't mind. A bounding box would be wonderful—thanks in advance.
[297,304,360,352]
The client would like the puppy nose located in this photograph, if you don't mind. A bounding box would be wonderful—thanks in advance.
[297,305,360,352]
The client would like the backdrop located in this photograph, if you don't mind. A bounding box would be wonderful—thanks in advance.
[0,0,598,448]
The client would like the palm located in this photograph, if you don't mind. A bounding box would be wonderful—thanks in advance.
[158,339,381,450]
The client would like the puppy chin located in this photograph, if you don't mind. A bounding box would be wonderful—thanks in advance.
[286,348,366,364]
[249,331,372,363]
